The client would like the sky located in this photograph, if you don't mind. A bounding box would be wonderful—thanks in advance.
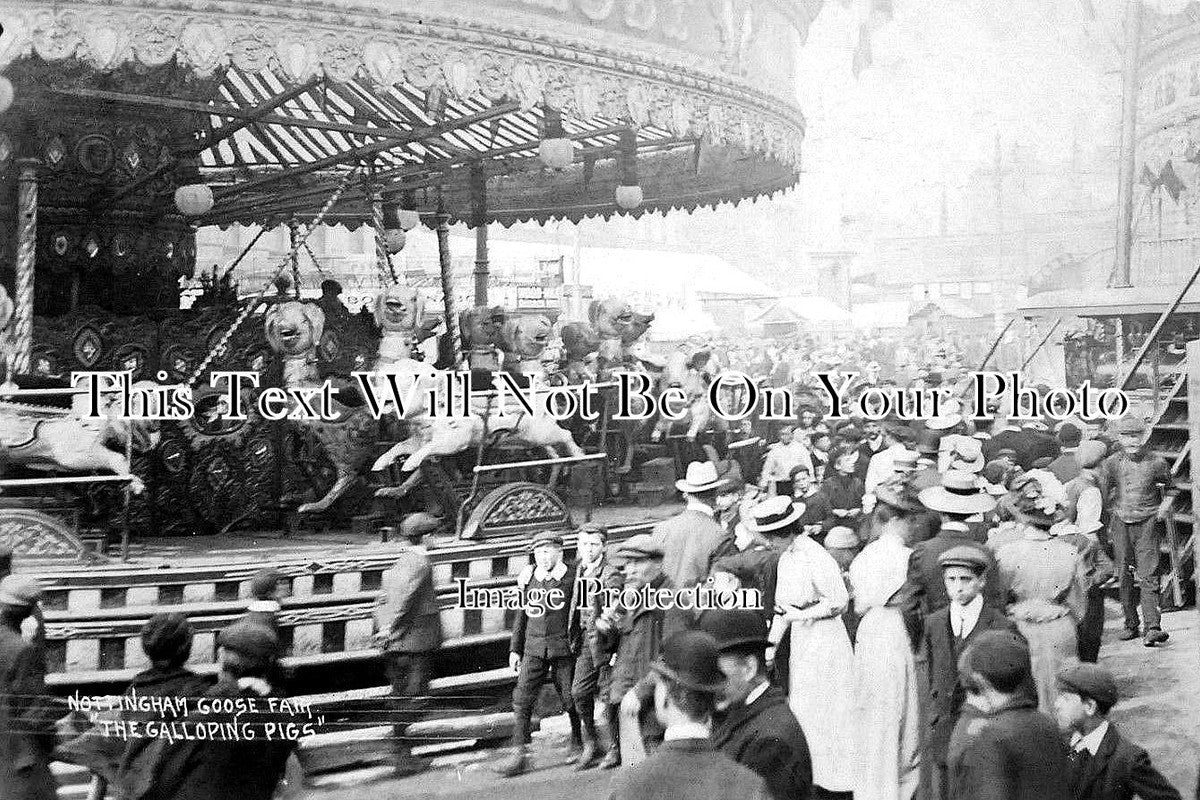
[789,0,1132,244]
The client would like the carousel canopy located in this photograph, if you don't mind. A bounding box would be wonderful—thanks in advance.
[0,0,809,228]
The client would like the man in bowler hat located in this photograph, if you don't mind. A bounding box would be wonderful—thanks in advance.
[608,630,770,800]
[1052,664,1181,800]
[701,608,812,800]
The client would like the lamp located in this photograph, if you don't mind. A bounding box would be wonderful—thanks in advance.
[397,191,420,231]
[615,128,642,210]
[174,184,214,216]
[538,107,574,170]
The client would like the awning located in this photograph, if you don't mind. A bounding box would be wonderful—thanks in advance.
[1018,285,1200,317]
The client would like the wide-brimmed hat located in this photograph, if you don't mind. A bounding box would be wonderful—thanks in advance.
[1115,416,1147,435]
[925,413,962,431]
[875,475,925,512]
[892,450,920,472]
[745,495,804,533]
[650,630,726,693]
[675,461,725,493]
[919,470,998,515]
[824,526,860,549]
[698,609,770,652]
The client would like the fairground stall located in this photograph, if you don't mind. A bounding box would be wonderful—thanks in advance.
[0,0,808,777]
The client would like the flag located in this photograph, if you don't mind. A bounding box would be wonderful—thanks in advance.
[852,23,873,78]
[1161,160,1187,201]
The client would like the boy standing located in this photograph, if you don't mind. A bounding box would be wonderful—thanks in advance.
[924,546,1019,800]
[1052,664,1181,800]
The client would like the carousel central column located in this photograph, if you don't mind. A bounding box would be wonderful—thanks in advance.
[474,225,489,306]
[12,157,39,374]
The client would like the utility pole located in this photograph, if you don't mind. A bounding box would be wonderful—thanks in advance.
[1114,0,1142,288]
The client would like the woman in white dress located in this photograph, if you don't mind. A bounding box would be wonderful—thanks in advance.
[762,495,856,795]
[849,515,921,800]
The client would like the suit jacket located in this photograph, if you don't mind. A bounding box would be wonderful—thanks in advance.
[511,561,576,659]
[0,623,57,800]
[652,509,726,588]
[947,697,1072,800]
[608,737,771,800]
[601,573,690,703]
[567,556,623,657]
[1049,450,1082,484]
[711,685,813,800]
[374,545,443,654]
[1071,724,1182,800]
[902,532,1007,641]
[923,605,1019,764]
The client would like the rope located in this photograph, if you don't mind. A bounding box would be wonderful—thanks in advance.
[12,161,37,374]
[302,240,329,281]
[183,166,361,388]
[367,162,399,286]
[288,219,303,300]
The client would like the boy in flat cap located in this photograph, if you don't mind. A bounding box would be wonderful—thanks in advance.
[608,631,770,800]
[603,534,689,768]
[0,575,57,800]
[924,546,1020,800]
[947,630,1071,800]
[1098,416,1173,646]
[374,513,443,776]
[500,529,580,777]
[1052,664,1181,800]
[568,523,624,770]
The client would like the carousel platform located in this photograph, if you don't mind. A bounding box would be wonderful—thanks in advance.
[19,499,683,694]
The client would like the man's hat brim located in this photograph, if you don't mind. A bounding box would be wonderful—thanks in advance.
[918,486,997,515]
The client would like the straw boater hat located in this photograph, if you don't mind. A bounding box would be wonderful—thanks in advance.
[875,474,925,513]
[919,470,998,515]
[892,450,920,472]
[944,435,985,474]
[744,495,804,534]
[675,461,725,494]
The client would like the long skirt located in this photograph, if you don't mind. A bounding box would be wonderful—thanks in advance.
[853,606,921,800]
[788,615,856,792]
[1015,615,1078,714]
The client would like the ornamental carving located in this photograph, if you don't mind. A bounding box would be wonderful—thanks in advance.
[0,0,805,170]
[0,508,90,560]
[461,481,573,539]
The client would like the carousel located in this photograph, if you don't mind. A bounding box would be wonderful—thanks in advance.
[0,0,802,719]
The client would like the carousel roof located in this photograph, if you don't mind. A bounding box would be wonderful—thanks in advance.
[0,0,809,228]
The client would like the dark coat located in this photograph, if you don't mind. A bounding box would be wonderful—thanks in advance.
[712,545,780,622]
[608,737,771,800]
[375,544,443,654]
[947,697,1072,800]
[511,561,576,659]
[150,677,296,800]
[601,573,690,704]
[1070,723,1182,800]
[711,685,813,800]
[0,622,57,800]
[651,509,727,589]
[567,556,623,658]
[1049,450,1082,485]
[923,605,1019,764]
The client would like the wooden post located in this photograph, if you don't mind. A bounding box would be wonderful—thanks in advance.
[1113,0,1142,288]
[474,224,489,307]
[436,207,460,363]
[12,158,38,374]
[1189,340,1200,623]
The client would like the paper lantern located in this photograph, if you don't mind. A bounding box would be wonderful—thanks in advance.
[397,209,421,231]
[174,184,214,216]
[539,138,574,169]
[615,184,643,210]
[385,228,406,254]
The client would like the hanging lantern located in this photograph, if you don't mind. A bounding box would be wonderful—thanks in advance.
[385,228,406,254]
[539,106,574,169]
[397,190,421,230]
[615,184,644,210]
[614,127,642,210]
[174,184,214,216]
[0,77,14,114]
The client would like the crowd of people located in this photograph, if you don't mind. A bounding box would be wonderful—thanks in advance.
[494,336,1194,800]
